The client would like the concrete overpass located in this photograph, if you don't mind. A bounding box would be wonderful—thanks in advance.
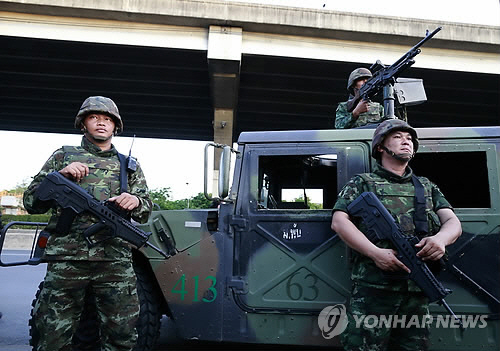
[0,0,499,150]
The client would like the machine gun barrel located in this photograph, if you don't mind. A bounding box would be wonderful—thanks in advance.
[390,26,442,70]
[346,27,442,112]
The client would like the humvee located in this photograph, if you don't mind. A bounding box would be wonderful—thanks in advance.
[135,125,500,350]
[1,125,499,350]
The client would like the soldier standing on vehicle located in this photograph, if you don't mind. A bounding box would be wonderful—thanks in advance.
[330,119,461,350]
[335,68,385,129]
[23,96,152,351]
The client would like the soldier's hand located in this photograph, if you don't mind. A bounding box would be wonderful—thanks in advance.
[59,162,89,182]
[371,248,411,273]
[352,99,370,119]
[415,236,446,261]
[109,193,140,211]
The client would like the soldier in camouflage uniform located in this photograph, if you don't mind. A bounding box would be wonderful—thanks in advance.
[330,120,462,350]
[335,68,409,129]
[23,96,152,351]
[335,68,385,129]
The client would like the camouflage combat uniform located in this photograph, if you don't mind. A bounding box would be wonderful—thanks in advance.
[332,162,452,351]
[335,101,385,129]
[24,136,152,351]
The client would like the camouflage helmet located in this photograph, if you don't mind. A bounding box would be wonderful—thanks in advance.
[347,68,372,92]
[372,119,419,159]
[75,96,123,134]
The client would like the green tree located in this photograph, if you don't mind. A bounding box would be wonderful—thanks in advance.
[169,199,187,210]
[149,189,214,210]
[188,192,213,209]
[149,187,174,210]
[293,195,323,210]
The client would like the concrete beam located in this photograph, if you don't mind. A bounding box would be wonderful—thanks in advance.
[1,3,498,73]
[1,0,498,53]
[2,10,497,74]
[242,31,500,74]
[0,10,208,50]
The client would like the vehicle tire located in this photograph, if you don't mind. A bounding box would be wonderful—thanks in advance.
[133,261,164,351]
[28,282,42,350]
[29,281,101,351]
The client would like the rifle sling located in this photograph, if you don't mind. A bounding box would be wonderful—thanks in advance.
[411,174,428,235]
[117,153,128,194]
[383,176,433,280]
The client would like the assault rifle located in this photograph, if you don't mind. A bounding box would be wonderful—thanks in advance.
[346,27,442,114]
[32,171,169,259]
[347,191,462,327]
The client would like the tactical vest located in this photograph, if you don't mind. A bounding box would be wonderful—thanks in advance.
[350,172,443,289]
[357,172,442,238]
[43,145,132,261]
[62,145,122,201]
[336,101,384,128]
[355,101,385,127]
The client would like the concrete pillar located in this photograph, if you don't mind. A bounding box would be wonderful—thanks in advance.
[207,25,242,196]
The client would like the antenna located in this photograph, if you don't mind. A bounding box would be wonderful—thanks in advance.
[126,134,137,172]
[129,134,136,157]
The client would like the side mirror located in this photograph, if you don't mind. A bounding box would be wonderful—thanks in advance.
[204,143,238,201]
[218,145,232,199]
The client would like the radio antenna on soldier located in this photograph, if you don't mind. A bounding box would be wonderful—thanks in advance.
[129,134,136,157]
[127,134,137,172]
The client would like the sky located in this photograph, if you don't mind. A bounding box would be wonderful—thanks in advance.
[0,131,210,200]
[0,1,498,199]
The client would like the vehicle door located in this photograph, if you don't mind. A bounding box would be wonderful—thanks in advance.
[231,142,370,312]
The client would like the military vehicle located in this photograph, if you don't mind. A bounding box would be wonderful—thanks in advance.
[1,125,499,350]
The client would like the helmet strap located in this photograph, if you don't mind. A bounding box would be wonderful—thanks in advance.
[380,145,414,162]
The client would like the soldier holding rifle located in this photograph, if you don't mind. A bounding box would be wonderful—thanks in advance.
[23,96,152,351]
[331,120,461,350]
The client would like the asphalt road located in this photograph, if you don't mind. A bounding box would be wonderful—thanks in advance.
[0,251,309,351]
[0,250,45,351]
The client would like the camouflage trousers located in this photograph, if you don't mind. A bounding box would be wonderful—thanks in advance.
[341,283,430,351]
[33,260,139,351]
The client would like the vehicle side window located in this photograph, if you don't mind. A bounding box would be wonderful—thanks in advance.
[411,150,490,208]
[258,154,338,210]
